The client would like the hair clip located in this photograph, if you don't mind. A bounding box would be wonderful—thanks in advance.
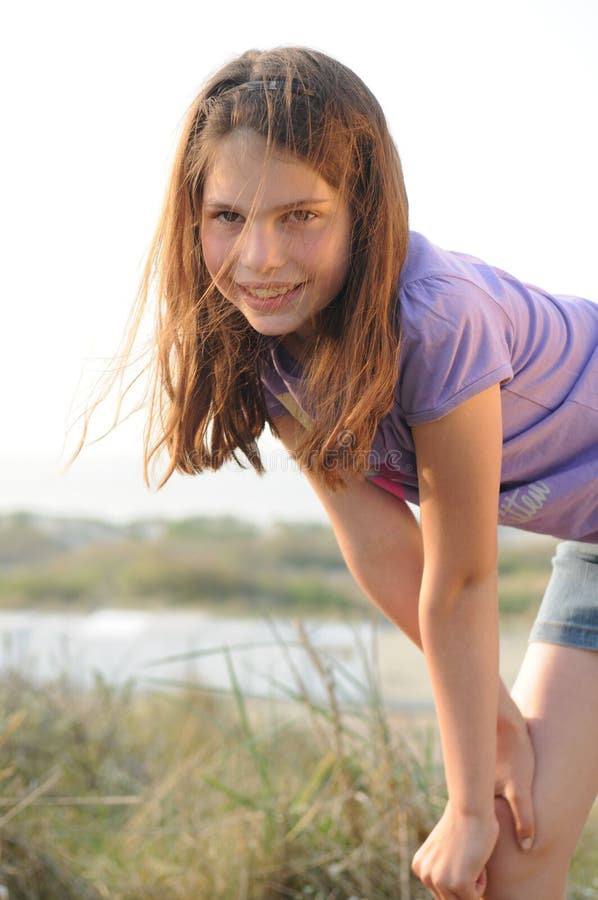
[238,79,315,96]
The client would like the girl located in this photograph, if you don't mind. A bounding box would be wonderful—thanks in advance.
[74,48,598,898]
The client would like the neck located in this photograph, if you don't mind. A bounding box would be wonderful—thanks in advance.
[280,332,313,365]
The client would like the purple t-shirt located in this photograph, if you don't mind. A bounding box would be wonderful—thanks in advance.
[260,231,598,542]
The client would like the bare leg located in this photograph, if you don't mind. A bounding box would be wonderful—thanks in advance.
[485,641,598,900]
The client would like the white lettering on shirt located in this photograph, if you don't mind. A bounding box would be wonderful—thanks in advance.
[498,481,551,524]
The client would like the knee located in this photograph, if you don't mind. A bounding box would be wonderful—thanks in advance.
[494,793,558,854]
[484,796,569,900]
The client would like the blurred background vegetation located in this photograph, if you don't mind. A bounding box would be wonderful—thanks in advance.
[1,643,595,899]
[2,512,595,898]
[0,511,556,621]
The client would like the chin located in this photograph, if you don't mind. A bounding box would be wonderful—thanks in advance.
[244,312,300,336]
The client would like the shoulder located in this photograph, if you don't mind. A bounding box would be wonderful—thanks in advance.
[395,233,515,425]
[398,232,514,333]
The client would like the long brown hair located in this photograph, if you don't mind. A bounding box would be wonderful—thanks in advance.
[70,47,409,490]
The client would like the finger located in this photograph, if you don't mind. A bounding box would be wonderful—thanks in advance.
[475,867,487,895]
[428,882,478,900]
[504,786,535,850]
[411,847,422,878]
[444,887,476,900]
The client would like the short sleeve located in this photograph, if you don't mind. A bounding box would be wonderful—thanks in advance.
[398,276,514,425]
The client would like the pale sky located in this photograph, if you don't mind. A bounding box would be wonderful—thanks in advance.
[1,0,596,523]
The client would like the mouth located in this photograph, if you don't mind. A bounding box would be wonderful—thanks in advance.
[237,282,304,311]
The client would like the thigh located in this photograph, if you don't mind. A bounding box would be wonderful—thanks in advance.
[511,642,598,853]
[512,540,598,846]
[485,642,598,898]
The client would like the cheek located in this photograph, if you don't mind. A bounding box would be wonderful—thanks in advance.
[199,227,219,278]
[302,231,347,277]
[200,224,233,282]
[312,210,352,289]
[319,232,351,291]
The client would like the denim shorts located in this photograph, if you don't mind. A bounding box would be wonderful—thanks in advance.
[529,541,598,651]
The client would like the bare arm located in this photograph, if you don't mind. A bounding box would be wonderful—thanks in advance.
[278,393,504,895]
[412,386,503,819]
[408,385,503,895]
[274,413,514,709]
[272,410,535,856]
[272,413,424,636]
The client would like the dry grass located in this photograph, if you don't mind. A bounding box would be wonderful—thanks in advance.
[0,623,595,899]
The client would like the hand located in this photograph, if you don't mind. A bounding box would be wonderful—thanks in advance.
[411,803,499,898]
[495,698,536,850]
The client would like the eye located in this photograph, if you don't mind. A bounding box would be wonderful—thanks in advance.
[285,209,317,224]
[215,210,244,224]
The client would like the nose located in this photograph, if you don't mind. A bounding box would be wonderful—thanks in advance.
[237,220,285,274]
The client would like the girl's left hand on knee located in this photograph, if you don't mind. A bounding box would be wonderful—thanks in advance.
[495,703,536,851]
[411,802,499,899]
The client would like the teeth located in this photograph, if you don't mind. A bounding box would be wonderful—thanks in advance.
[245,285,297,300]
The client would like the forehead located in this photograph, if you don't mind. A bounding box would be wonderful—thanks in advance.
[202,128,337,207]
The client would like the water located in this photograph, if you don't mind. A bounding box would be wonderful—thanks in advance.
[0,609,437,712]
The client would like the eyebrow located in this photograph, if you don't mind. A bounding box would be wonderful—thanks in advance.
[202,197,332,213]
